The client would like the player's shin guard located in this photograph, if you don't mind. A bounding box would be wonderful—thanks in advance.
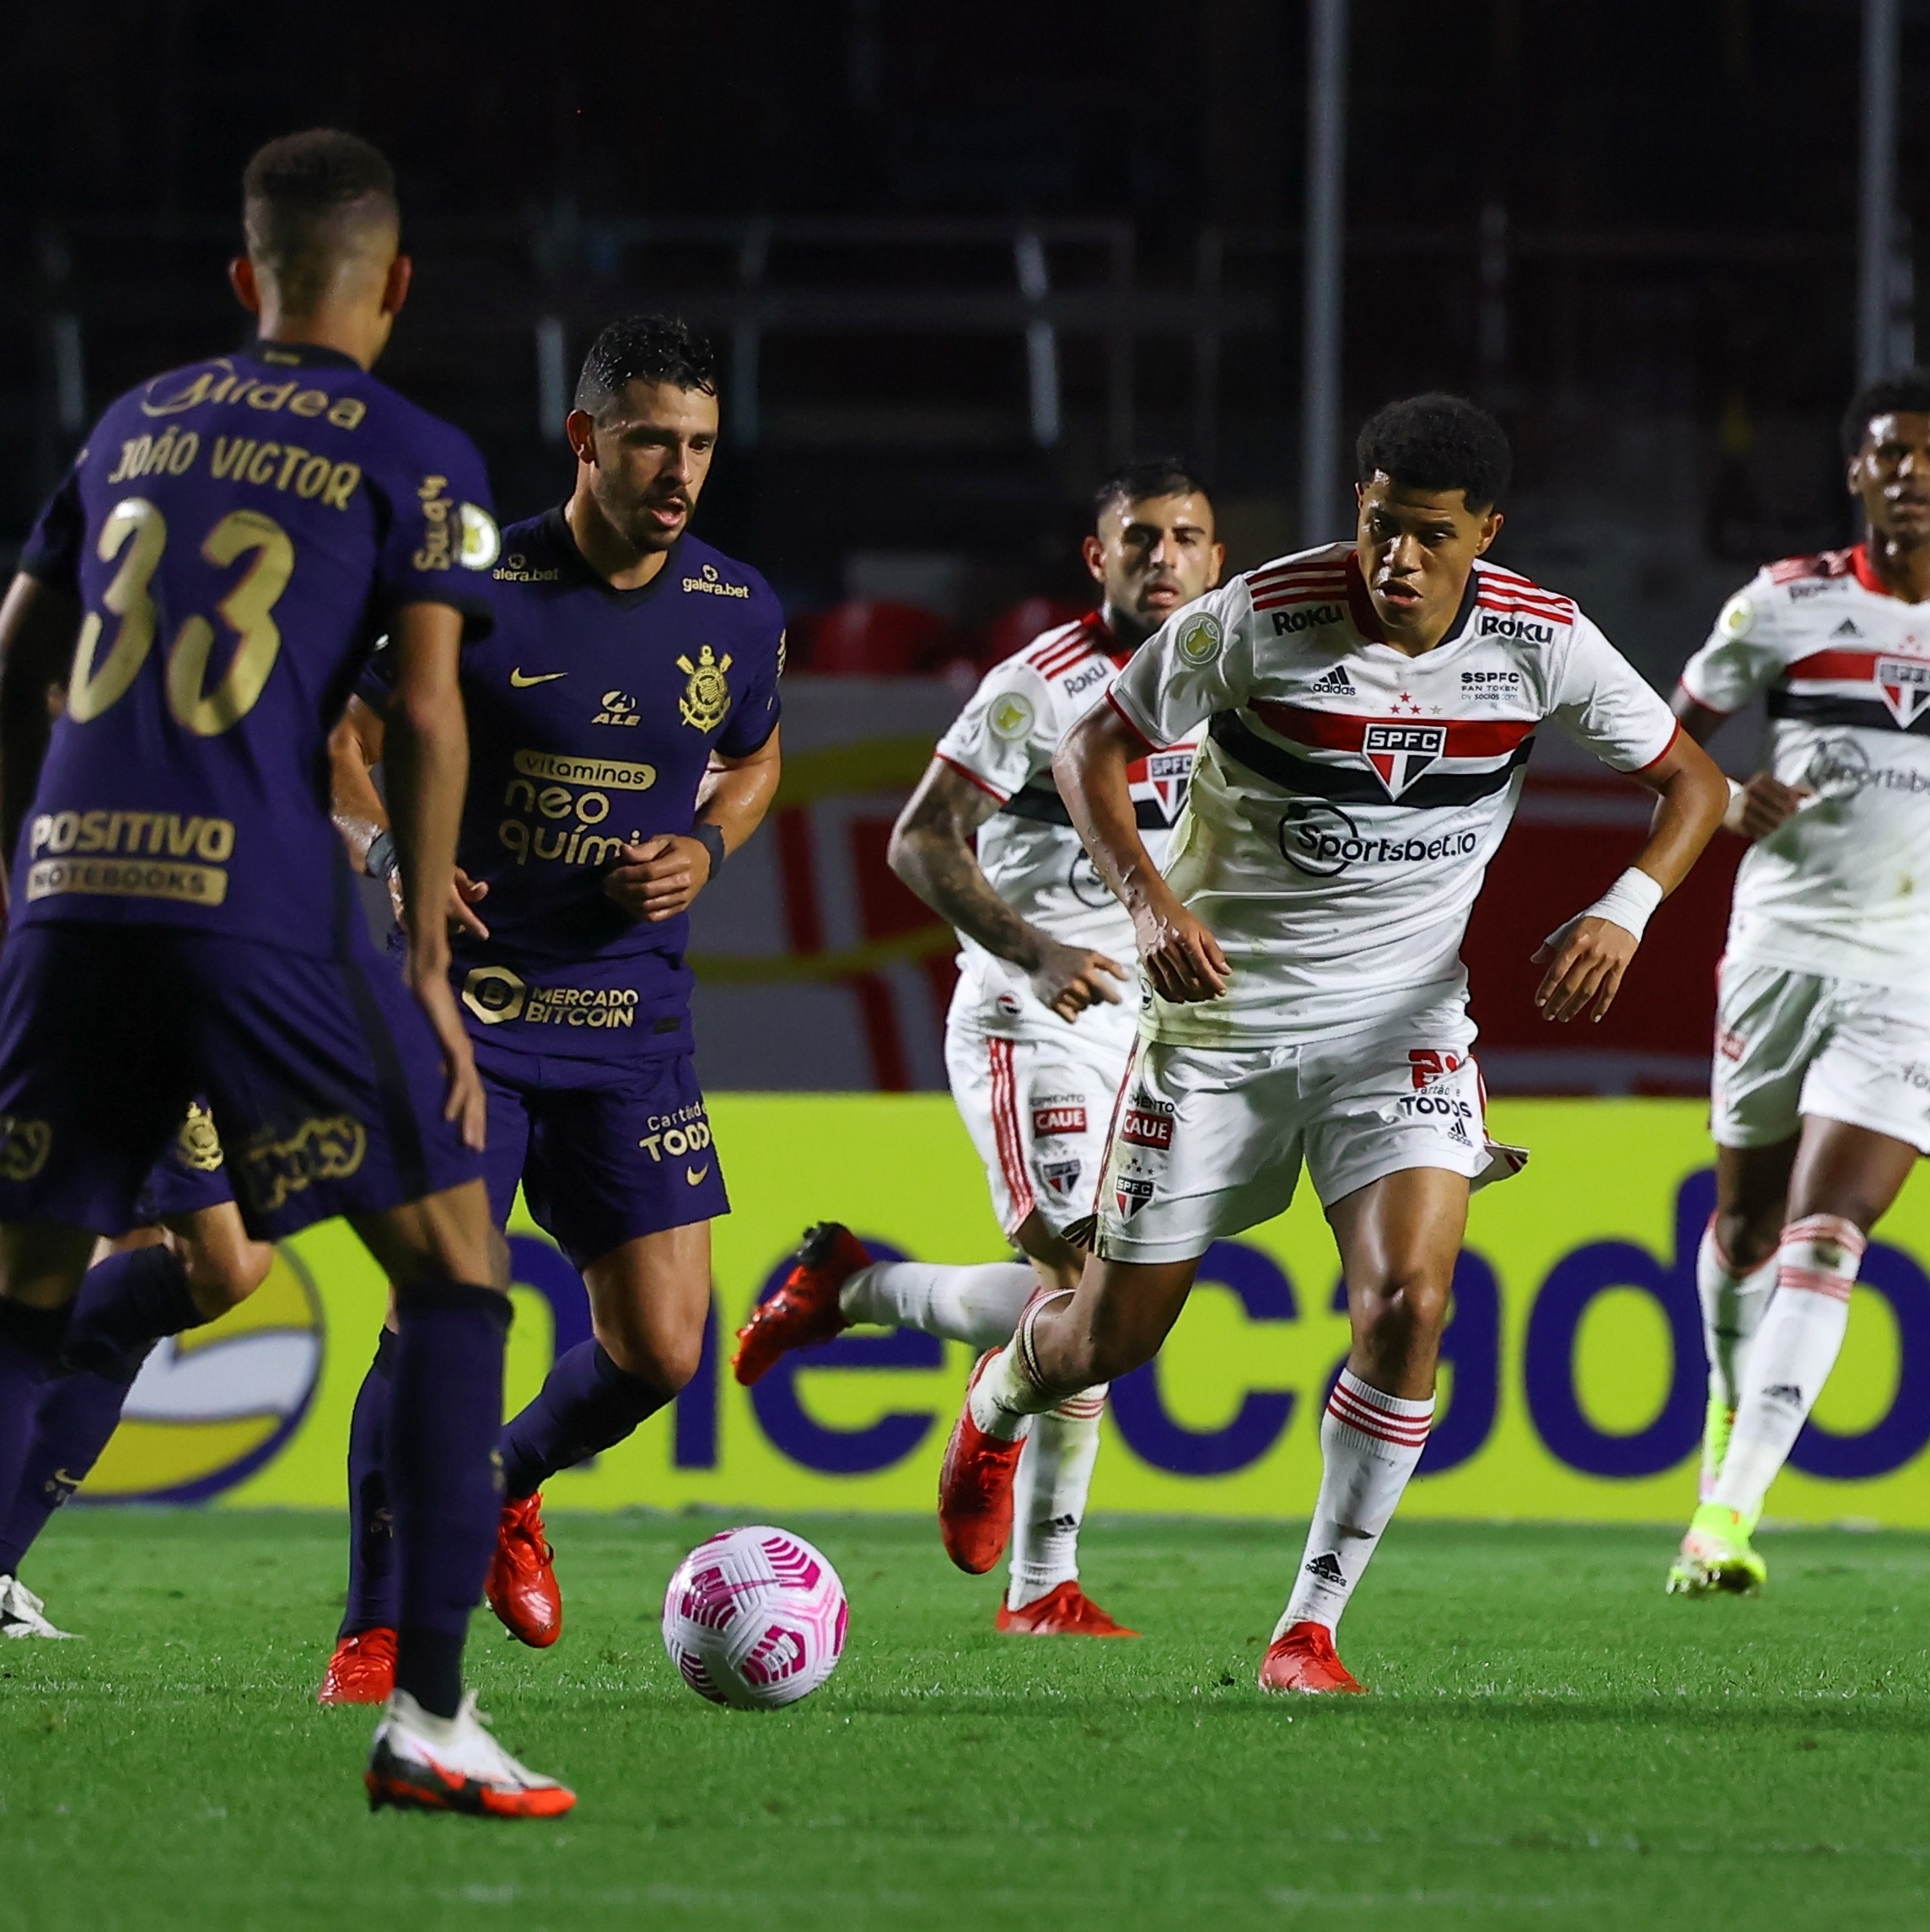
[1007,1386,1106,1609]
[498,1340,670,1500]
[388,1284,511,1720]
[841,1260,1039,1353]
[59,1246,205,1378]
[1276,1370,1433,1637]
[342,1329,398,1636]
[968,1291,1077,1440]
[1710,1215,1863,1524]
[0,1367,139,1577]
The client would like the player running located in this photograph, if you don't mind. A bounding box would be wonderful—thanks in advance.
[1666,369,1930,1596]
[936,394,1728,1691]
[0,130,572,1815]
[733,460,1220,1637]
[317,315,783,1703]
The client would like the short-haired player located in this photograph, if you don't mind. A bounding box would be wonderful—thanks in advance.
[318,315,782,1699]
[1666,370,1930,1595]
[732,460,1220,1636]
[0,129,573,1812]
[937,395,1728,1691]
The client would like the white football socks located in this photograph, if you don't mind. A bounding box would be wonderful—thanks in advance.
[1275,1369,1433,1638]
[967,1294,1074,1441]
[838,1260,1036,1353]
[1007,1386,1107,1609]
[1696,1218,1777,1412]
[1710,1214,1864,1521]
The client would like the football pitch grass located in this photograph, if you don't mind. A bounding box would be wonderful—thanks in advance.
[2,1511,1927,1930]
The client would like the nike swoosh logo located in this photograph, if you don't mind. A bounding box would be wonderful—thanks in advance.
[509,670,567,687]
[685,1165,709,1186]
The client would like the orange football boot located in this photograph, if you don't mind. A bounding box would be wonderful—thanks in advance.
[996,1580,1139,1637]
[732,1222,870,1385]
[1258,1620,1367,1693]
[938,1352,1028,1574]
[316,1626,396,1706]
[486,1493,562,1648]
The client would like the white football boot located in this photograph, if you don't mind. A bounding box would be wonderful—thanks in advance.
[365,1689,575,1817]
[0,1575,80,1639]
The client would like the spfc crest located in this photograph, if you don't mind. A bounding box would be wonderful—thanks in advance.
[677,644,734,731]
[1142,749,1195,821]
[1875,656,1930,730]
[1362,721,1447,799]
[1040,1159,1083,1199]
[1114,1172,1154,1219]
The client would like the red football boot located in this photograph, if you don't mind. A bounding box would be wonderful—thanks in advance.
[1258,1620,1367,1694]
[996,1580,1140,1638]
[732,1223,870,1386]
[938,1352,1028,1574]
[316,1626,396,1706]
[486,1493,562,1648]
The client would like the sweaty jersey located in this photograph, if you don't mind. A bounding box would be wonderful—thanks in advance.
[1109,544,1679,1048]
[933,612,1196,1021]
[1680,543,1930,994]
[16,342,496,954]
[360,509,783,1059]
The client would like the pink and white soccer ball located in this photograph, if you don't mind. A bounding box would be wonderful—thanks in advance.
[661,1526,848,1709]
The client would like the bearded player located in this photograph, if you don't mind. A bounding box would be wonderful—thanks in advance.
[734,460,1218,1638]
[1666,369,1930,1596]
[937,394,1728,1692]
[0,130,575,1814]
[318,315,782,1702]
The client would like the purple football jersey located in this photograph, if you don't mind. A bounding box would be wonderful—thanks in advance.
[15,341,497,953]
[360,509,783,1058]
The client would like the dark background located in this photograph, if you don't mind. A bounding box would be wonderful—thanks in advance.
[3,0,1926,679]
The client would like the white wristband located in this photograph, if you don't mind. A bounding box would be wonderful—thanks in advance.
[1544,866,1664,951]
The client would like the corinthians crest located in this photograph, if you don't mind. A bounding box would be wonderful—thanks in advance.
[177,1101,225,1173]
[676,644,734,731]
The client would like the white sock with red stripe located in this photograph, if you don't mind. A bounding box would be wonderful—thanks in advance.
[1696,1217,1777,1498]
[839,1261,1035,1353]
[1274,1369,1433,1638]
[1007,1386,1107,1608]
[968,1292,1071,1440]
[1710,1214,1864,1520]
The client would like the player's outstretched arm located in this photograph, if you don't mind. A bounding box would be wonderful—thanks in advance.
[0,572,80,882]
[381,601,486,1148]
[1055,705,1227,1004]
[602,725,782,926]
[327,693,489,938]
[1669,686,1811,842]
[888,757,1126,1022]
[1533,729,1728,1024]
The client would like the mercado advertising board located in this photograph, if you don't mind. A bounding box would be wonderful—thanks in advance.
[82,1096,1930,1526]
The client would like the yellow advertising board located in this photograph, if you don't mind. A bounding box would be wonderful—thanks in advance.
[82,1096,1930,1525]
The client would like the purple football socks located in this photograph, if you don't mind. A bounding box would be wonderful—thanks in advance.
[498,1340,671,1502]
[341,1328,398,1637]
[388,1284,511,1719]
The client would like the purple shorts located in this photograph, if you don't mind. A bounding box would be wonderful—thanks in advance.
[476,1041,728,1270]
[130,1101,235,1224]
[0,923,482,1241]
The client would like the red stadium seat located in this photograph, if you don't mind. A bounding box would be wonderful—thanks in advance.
[979,597,1089,667]
[796,600,952,677]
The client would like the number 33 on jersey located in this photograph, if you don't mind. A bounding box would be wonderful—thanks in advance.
[15,342,497,951]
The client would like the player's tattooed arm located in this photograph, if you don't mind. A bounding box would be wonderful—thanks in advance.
[1054,706,1228,1004]
[602,725,782,925]
[379,600,487,1149]
[1669,685,1810,841]
[327,693,489,938]
[1534,727,1728,1025]
[0,572,81,880]
[889,758,1127,1022]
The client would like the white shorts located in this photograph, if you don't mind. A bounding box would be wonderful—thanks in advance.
[1093,1003,1524,1265]
[1711,957,1930,1154]
[946,999,1137,1240]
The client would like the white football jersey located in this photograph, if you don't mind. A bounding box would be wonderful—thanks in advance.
[1108,543,1679,1048]
[1680,543,1930,993]
[934,614,1196,1022]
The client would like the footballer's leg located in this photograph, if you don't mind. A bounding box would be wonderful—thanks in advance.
[1260,1166,1465,1693]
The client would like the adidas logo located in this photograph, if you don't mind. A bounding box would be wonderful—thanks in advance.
[1832,619,1863,638]
[1304,1552,1347,1584]
[1308,665,1357,695]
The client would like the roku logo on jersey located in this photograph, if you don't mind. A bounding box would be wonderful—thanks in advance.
[1477,613,1555,644]
[1270,605,1344,636]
